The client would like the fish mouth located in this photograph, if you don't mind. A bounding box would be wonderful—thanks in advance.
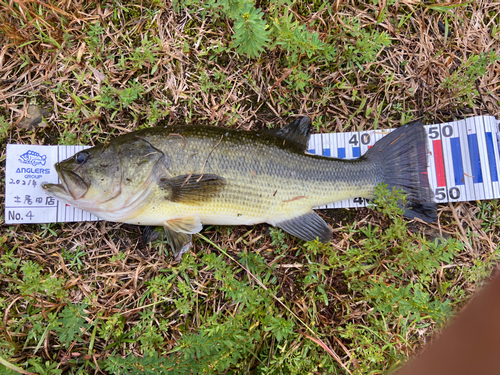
[42,163,89,200]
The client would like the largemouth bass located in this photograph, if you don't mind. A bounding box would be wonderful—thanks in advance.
[42,117,436,257]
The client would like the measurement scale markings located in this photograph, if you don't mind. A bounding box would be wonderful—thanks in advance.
[337,147,346,159]
[352,144,360,157]
[433,140,446,188]
[449,138,464,186]
[467,134,483,184]
[308,134,315,155]
[456,121,475,201]
[438,124,460,202]
[493,119,500,199]
[474,118,494,200]
[465,121,486,201]
[486,132,498,182]
[359,131,373,156]
[486,129,500,200]
[315,133,323,160]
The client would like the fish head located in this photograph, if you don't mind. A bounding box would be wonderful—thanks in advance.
[42,144,122,207]
[42,136,165,216]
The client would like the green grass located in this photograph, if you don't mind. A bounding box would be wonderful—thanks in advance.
[1,186,496,374]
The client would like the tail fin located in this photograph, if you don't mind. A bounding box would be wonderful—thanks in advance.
[365,120,437,222]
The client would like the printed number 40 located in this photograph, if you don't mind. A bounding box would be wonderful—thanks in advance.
[435,187,460,201]
[349,134,371,146]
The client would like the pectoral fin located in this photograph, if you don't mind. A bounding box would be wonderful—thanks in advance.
[275,211,332,243]
[159,173,226,204]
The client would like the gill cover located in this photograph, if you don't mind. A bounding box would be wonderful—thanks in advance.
[117,136,165,197]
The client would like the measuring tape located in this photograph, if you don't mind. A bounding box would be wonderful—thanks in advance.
[4,116,500,224]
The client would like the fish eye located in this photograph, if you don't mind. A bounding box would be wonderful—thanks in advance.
[75,152,89,164]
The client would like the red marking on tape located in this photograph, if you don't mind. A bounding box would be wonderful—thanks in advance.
[433,139,446,187]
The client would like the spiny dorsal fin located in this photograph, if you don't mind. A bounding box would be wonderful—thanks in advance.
[275,211,332,243]
[158,173,226,204]
[264,116,312,150]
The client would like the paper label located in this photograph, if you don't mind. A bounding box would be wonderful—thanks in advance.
[5,144,100,224]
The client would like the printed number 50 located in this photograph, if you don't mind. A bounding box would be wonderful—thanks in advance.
[428,125,453,139]
[435,187,460,201]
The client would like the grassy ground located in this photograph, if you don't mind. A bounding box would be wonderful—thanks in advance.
[1,0,500,373]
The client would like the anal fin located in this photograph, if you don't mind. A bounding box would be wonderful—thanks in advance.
[275,211,332,243]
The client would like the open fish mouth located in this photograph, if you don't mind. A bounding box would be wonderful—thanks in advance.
[42,163,88,200]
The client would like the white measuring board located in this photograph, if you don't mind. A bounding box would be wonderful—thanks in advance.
[4,115,500,224]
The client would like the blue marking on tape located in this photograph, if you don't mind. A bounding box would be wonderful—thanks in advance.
[338,148,346,158]
[486,132,498,182]
[309,149,315,154]
[467,133,483,184]
[323,148,330,157]
[450,137,465,186]
[353,147,360,157]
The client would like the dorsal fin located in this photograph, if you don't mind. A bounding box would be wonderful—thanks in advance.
[264,116,312,150]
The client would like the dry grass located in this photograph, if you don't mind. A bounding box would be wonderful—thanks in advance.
[1,0,500,374]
